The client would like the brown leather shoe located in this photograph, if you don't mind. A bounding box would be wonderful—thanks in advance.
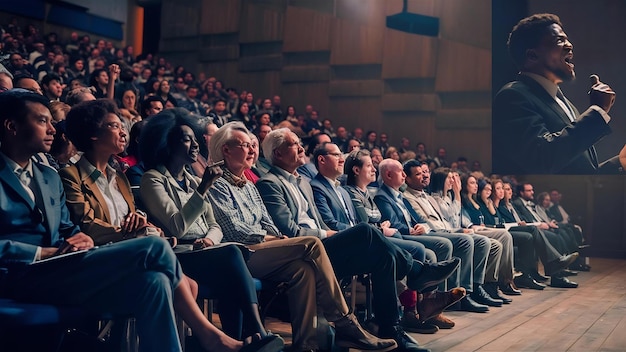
[334,314,397,351]
[417,287,466,322]
[426,314,455,329]
[400,312,439,334]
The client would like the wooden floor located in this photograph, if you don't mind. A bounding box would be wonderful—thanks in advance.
[260,257,626,352]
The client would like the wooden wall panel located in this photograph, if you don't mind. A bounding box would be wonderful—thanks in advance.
[283,6,332,52]
[329,80,382,97]
[282,82,330,117]
[237,71,282,101]
[385,0,437,17]
[281,66,330,82]
[438,0,491,50]
[382,29,438,79]
[435,129,492,170]
[330,18,383,65]
[239,3,285,43]
[435,39,491,92]
[335,0,386,28]
[382,94,439,112]
[435,109,491,129]
[161,0,200,38]
[379,112,436,151]
[289,0,334,13]
[199,0,241,34]
[329,97,382,133]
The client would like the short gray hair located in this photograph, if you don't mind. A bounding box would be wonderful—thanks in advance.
[208,121,248,162]
[262,128,291,165]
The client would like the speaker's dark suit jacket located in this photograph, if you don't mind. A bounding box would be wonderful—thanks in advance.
[493,74,612,174]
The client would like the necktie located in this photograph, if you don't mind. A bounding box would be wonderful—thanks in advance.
[556,88,576,122]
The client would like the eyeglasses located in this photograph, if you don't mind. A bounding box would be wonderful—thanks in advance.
[324,152,343,158]
[232,142,253,149]
[105,122,125,131]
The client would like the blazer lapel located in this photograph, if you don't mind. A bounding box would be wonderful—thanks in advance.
[0,157,36,209]
[518,75,573,126]
[31,164,55,236]
[77,158,112,223]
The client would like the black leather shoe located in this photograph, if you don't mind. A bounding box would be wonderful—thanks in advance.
[529,269,549,282]
[482,282,512,304]
[556,269,578,277]
[569,262,591,272]
[514,274,546,290]
[499,281,522,295]
[378,325,431,352]
[550,276,578,288]
[447,296,489,313]
[470,284,503,307]
[407,257,461,292]
[544,253,579,276]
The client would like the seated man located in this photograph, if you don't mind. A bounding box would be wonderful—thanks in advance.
[512,183,579,288]
[0,90,256,352]
[548,189,589,271]
[374,159,498,313]
[401,160,503,307]
[256,128,461,352]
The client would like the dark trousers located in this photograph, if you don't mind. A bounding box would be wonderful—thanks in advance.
[177,244,260,339]
[6,237,183,352]
[322,223,413,328]
[511,226,562,264]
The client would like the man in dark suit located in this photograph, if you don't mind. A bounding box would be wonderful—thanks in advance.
[512,183,579,288]
[0,90,251,352]
[257,128,461,352]
[493,13,618,174]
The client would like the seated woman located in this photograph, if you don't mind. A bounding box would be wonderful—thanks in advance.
[142,117,395,352]
[475,179,543,290]
[342,149,465,331]
[59,100,283,351]
[460,174,519,295]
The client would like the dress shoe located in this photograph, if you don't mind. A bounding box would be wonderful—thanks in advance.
[417,287,466,322]
[482,282,512,304]
[407,257,461,292]
[544,253,579,276]
[447,296,489,313]
[555,269,578,277]
[569,262,591,272]
[240,333,284,352]
[514,274,545,290]
[550,276,578,288]
[499,281,522,295]
[425,314,455,329]
[400,312,439,334]
[378,325,431,352]
[470,284,503,307]
[334,313,397,351]
[529,269,549,282]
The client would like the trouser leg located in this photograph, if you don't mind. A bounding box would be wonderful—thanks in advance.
[471,234,490,286]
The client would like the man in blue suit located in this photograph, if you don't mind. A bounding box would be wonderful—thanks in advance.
[374,159,492,313]
[0,90,248,352]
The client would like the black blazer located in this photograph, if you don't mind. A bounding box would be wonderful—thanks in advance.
[493,74,612,174]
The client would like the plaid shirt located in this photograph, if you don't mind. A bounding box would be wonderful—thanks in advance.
[209,176,281,245]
